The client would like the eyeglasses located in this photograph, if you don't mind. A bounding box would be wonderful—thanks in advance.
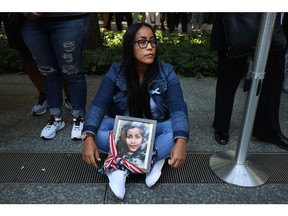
[133,39,158,49]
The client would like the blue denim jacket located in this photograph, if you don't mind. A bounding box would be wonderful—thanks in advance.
[83,61,190,141]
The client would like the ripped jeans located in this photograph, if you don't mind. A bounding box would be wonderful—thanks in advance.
[20,15,88,118]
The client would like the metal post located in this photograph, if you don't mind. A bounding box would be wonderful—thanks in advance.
[209,13,276,187]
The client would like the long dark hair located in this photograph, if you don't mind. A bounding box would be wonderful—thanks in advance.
[122,23,160,118]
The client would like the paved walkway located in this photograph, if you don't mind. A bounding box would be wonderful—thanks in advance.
[0,73,288,205]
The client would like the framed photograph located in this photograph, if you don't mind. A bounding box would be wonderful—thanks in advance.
[113,115,157,173]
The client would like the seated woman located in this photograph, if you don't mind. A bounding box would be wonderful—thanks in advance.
[81,22,190,199]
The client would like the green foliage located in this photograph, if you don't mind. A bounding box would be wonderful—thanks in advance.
[156,31,218,77]
[0,31,22,73]
[83,29,218,77]
[0,28,218,77]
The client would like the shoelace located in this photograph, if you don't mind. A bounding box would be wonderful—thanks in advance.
[45,117,62,129]
[73,117,83,130]
[36,93,47,106]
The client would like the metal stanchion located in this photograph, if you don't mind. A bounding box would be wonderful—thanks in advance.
[209,13,277,187]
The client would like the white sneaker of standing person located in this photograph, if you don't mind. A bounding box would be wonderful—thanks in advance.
[145,159,165,187]
[107,169,128,199]
[40,116,65,139]
[71,116,84,140]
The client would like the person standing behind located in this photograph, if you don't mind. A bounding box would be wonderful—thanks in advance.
[211,13,288,150]
[167,12,188,34]
[145,12,161,29]
[81,23,189,199]
[115,12,132,31]
[1,13,48,116]
[20,12,89,140]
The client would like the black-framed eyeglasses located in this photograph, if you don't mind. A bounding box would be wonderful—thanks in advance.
[133,39,158,49]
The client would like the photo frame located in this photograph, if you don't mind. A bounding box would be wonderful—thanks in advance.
[113,115,157,173]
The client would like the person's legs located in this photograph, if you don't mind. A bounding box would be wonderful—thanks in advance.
[213,52,247,132]
[94,117,115,153]
[95,117,126,199]
[20,51,49,116]
[144,120,173,187]
[133,12,139,24]
[48,16,88,140]
[2,13,48,116]
[180,13,187,33]
[21,19,65,139]
[115,13,124,31]
[124,13,132,26]
[155,12,161,28]
[252,50,288,150]
[145,12,151,24]
[168,13,177,33]
[253,50,284,137]
[21,19,64,117]
[212,52,247,145]
[154,120,174,161]
[49,17,88,117]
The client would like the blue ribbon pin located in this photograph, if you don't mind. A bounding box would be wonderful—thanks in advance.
[150,88,161,94]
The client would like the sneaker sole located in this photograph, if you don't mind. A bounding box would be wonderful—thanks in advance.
[32,109,48,116]
[71,136,81,141]
[40,122,65,140]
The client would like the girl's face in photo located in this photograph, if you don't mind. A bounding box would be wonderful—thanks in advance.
[133,26,156,66]
[125,127,143,153]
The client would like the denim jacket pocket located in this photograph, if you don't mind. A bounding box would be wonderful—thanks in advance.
[108,78,128,116]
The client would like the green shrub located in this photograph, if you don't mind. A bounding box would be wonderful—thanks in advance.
[0,28,218,77]
[83,29,218,77]
[0,31,22,73]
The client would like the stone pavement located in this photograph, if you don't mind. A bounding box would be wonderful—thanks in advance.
[1,73,288,205]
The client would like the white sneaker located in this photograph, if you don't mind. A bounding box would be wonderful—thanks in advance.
[145,159,165,187]
[107,169,128,199]
[71,116,84,140]
[40,116,65,140]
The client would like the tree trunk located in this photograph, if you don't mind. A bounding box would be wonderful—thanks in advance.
[85,13,103,49]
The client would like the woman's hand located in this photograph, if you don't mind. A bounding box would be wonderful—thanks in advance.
[168,138,186,168]
[82,136,101,169]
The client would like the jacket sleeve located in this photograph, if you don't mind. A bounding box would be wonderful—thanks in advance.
[83,64,118,135]
[163,63,190,141]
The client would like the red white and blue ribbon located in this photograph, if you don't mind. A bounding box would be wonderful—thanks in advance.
[102,131,145,174]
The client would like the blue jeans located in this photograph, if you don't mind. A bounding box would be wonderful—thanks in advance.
[95,117,174,161]
[21,16,88,117]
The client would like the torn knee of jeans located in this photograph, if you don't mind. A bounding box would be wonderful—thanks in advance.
[63,41,75,53]
[38,66,56,76]
[63,53,74,63]
[63,65,78,75]
[62,41,77,74]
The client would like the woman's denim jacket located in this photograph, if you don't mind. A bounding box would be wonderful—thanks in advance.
[83,61,190,141]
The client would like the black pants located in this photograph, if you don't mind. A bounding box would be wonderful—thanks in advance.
[213,50,285,138]
[167,13,187,33]
[115,13,132,31]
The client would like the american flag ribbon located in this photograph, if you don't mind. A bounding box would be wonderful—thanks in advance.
[103,131,145,174]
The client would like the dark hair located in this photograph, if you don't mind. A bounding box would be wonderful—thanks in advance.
[122,23,160,118]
